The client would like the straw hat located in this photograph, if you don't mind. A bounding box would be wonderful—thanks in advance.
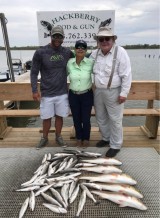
[94,27,117,40]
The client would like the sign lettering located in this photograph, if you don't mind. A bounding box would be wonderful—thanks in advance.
[37,10,115,47]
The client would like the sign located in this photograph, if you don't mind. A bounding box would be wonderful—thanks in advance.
[37,10,115,47]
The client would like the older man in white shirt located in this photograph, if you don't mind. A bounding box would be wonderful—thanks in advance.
[90,27,132,157]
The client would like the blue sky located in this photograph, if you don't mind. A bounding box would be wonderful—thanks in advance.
[0,0,159,46]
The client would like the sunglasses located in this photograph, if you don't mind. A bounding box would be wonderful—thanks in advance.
[75,46,86,50]
[98,37,112,42]
[52,35,64,39]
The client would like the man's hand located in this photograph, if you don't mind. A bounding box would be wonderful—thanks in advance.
[118,96,126,104]
[33,92,41,101]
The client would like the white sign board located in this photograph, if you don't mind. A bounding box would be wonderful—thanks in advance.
[37,10,115,47]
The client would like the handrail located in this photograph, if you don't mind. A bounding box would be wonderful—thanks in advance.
[0,13,15,82]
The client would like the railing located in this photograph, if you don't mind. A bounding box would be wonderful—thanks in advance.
[0,81,159,139]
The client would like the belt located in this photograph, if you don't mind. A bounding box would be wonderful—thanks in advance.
[70,89,91,95]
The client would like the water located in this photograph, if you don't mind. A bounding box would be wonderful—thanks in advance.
[0,49,159,79]
[0,50,35,72]
[1,49,160,127]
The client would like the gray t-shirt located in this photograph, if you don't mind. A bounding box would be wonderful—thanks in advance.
[30,44,73,97]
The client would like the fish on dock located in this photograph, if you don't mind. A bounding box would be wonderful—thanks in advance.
[79,173,137,185]
[29,191,35,211]
[81,157,122,165]
[80,184,100,205]
[91,190,147,210]
[16,150,147,217]
[94,183,143,198]
[42,203,67,214]
[19,197,29,218]
[74,190,87,218]
[41,192,62,207]
[79,165,122,174]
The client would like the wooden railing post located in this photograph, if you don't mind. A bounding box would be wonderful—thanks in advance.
[0,101,8,139]
[141,100,159,138]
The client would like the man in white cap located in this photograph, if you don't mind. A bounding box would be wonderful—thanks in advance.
[31,26,74,149]
[90,27,132,157]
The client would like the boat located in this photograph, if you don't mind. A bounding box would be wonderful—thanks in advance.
[25,60,32,70]
[0,58,30,82]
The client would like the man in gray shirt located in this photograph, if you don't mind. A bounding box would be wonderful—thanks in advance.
[31,26,74,149]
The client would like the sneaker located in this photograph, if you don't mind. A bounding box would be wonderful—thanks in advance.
[96,140,110,147]
[56,136,68,148]
[105,148,120,157]
[76,140,82,147]
[36,137,48,150]
[83,140,89,148]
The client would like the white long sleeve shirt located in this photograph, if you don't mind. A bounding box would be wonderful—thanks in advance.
[90,45,132,97]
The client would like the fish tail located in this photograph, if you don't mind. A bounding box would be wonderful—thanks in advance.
[67,205,71,210]
[95,201,100,205]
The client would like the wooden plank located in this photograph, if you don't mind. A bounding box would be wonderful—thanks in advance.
[0,109,40,117]
[0,127,12,139]
[0,81,159,101]
[123,109,160,116]
[0,127,159,152]
[0,101,7,136]
[0,108,159,117]
[0,82,40,101]
[156,82,160,100]
[0,81,159,140]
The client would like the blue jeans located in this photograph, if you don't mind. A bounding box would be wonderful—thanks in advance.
[69,89,93,141]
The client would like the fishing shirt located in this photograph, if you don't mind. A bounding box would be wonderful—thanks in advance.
[30,44,73,97]
[90,45,132,97]
[67,57,94,91]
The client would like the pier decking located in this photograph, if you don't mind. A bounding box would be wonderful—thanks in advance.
[0,77,159,217]
[0,146,159,218]
[0,126,159,153]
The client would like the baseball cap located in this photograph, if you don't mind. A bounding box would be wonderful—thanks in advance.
[51,26,65,37]
[75,40,87,49]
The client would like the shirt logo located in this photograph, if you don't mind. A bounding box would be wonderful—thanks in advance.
[50,54,64,61]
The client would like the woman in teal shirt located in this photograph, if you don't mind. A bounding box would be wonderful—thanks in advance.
[67,40,94,148]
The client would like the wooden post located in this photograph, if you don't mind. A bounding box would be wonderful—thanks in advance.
[0,101,8,139]
[141,100,159,138]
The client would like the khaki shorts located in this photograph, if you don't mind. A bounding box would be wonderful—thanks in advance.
[40,94,70,119]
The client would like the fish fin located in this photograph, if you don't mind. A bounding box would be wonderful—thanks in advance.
[118,201,127,208]
[119,190,124,194]
[118,191,128,196]
[119,204,126,208]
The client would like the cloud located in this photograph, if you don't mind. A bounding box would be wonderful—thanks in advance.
[0,0,159,46]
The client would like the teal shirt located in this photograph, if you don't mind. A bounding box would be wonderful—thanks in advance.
[67,57,94,91]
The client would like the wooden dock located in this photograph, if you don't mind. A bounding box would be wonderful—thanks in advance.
[0,80,159,153]
[0,126,159,153]
[4,71,31,107]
